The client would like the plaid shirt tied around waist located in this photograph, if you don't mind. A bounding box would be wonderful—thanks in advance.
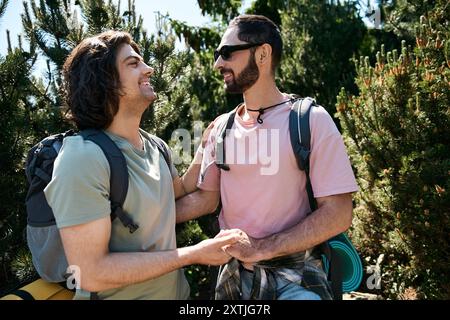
[215,250,333,300]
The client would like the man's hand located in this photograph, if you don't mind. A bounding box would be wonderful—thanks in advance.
[215,229,265,265]
[201,121,215,149]
[223,193,354,264]
[191,230,243,266]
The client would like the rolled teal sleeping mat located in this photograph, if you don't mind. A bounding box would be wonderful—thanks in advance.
[321,233,363,292]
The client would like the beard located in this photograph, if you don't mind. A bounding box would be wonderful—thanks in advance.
[223,53,259,94]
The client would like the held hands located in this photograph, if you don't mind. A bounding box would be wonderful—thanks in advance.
[193,229,243,266]
[215,229,266,264]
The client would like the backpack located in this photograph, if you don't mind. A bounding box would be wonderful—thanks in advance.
[214,96,363,300]
[25,128,171,283]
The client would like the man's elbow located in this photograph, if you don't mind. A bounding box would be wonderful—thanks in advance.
[340,207,353,233]
[79,268,118,293]
[68,259,109,293]
[80,277,102,293]
[339,197,353,233]
[198,190,220,214]
[204,191,220,213]
[327,194,353,235]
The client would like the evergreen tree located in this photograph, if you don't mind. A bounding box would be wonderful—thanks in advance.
[336,1,449,299]
[379,0,441,43]
[279,0,367,114]
[197,0,242,22]
[245,0,285,26]
[0,0,43,293]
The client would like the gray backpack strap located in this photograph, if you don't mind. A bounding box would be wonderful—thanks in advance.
[289,97,317,211]
[215,108,238,171]
[79,129,138,233]
[289,98,345,300]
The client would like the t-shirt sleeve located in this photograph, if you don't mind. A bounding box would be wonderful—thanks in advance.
[309,106,359,198]
[196,117,225,192]
[44,136,111,229]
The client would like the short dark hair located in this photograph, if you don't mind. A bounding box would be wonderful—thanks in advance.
[62,30,141,130]
[228,14,282,73]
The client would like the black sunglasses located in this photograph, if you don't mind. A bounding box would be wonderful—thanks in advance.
[214,43,264,62]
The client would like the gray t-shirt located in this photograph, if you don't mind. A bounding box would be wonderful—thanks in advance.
[44,129,190,300]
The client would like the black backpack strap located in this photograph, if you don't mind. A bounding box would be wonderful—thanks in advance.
[147,134,172,170]
[329,247,343,300]
[79,129,138,233]
[9,289,35,300]
[215,108,237,171]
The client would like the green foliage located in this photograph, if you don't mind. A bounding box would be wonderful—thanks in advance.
[22,0,78,72]
[358,28,404,66]
[170,18,221,52]
[380,0,442,43]
[0,47,38,294]
[0,0,9,19]
[337,2,450,298]
[279,0,367,114]
[245,0,286,25]
[176,220,212,299]
[10,248,36,282]
[176,216,219,299]
[197,0,242,22]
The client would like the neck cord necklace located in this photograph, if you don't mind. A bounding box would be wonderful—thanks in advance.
[246,98,294,124]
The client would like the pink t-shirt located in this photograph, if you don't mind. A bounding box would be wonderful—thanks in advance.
[198,99,358,239]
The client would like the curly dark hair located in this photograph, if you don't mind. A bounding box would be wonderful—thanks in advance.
[62,30,141,130]
[229,14,282,74]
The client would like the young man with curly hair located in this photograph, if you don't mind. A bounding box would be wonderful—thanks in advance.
[45,30,241,300]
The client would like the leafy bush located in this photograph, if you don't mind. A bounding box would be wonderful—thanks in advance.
[337,5,450,298]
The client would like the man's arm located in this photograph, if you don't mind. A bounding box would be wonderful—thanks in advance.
[173,149,203,199]
[175,189,220,223]
[224,192,353,263]
[60,216,239,293]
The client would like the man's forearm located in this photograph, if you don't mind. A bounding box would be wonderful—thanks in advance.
[255,194,353,261]
[176,189,219,223]
[180,148,203,195]
[180,121,214,196]
[81,247,195,292]
[79,233,239,292]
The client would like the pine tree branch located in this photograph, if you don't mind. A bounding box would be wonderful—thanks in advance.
[0,0,8,20]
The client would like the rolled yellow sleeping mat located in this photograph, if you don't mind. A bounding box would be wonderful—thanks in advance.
[1,279,74,300]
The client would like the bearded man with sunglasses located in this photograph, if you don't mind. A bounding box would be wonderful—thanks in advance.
[176,14,358,300]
